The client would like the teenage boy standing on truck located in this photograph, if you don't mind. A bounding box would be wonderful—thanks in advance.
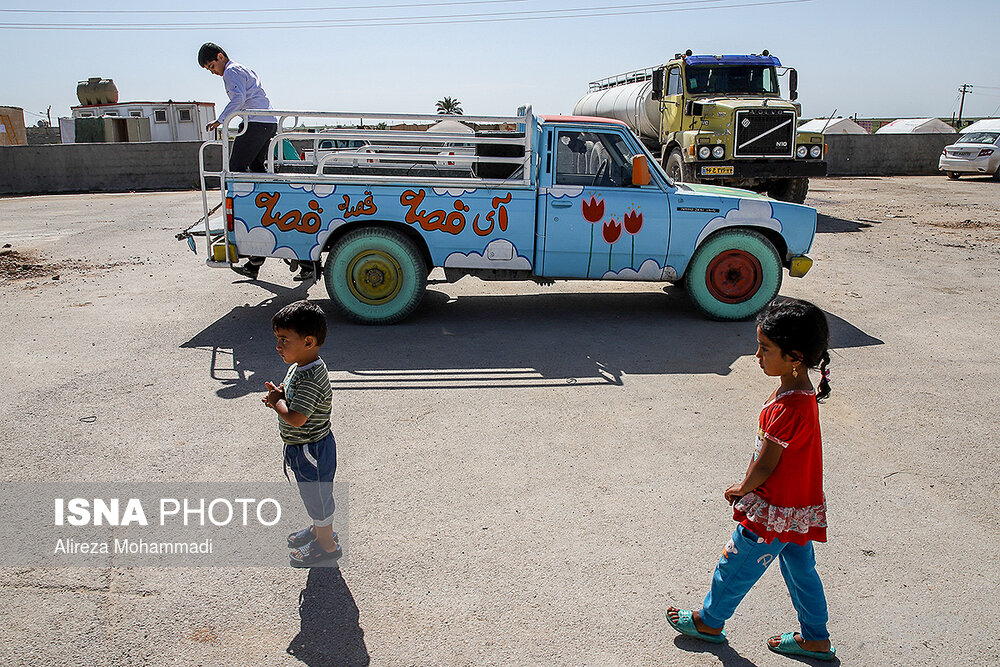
[198,42,314,281]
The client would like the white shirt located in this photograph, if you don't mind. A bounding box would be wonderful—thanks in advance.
[220,61,277,124]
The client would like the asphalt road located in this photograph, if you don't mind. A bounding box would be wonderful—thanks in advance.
[1,176,998,666]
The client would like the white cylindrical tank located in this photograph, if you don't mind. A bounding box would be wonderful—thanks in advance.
[573,80,660,139]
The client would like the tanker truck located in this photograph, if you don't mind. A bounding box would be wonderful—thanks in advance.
[574,51,826,203]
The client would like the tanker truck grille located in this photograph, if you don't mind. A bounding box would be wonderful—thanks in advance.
[734,109,796,158]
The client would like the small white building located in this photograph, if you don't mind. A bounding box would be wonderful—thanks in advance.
[64,101,216,143]
[875,118,956,134]
[798,117,868,134]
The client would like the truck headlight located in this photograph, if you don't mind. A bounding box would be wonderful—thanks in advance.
[711,145,725,159]
[809,145,823,158]
[698,146,712,160]
[796,145,809,159]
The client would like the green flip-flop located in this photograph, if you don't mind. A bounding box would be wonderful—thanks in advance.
[767,632,837,661]
[665,608,727,644]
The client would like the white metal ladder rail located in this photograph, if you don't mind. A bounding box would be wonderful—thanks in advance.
[197,140,233,267]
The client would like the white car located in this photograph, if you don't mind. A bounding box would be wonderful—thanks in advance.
[939,119,1000,179]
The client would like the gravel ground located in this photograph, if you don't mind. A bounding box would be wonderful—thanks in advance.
[0,176,998,666]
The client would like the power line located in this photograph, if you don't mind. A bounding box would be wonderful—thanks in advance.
[0,0,527,14]
[0,0,813,30]
[0,0,737,27]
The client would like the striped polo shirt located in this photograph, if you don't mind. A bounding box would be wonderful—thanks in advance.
[278,358,332,446]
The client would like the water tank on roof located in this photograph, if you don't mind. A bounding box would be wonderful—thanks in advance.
[77,77,119,106]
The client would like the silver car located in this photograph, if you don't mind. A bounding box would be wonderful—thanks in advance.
[939,121,1000,179]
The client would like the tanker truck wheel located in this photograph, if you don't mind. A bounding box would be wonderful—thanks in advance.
[767,178,809,204]
[664,149,688,183]
[324,227,428,325]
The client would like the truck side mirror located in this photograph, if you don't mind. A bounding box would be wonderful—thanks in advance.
[651,68,665,101]
[631,154,651,186]
[789,68,798,101]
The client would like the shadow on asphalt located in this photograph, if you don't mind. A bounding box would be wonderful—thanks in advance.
[672,633,843,666]
[816,214,873,234]
[286,567,370,666]
[672,634,759,666]
[181,283,883,397]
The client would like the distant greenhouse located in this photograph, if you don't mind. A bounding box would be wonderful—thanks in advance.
[798,117,868,134]
[874,118,956,134]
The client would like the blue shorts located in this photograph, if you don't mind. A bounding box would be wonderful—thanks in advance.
[284,432,337,526]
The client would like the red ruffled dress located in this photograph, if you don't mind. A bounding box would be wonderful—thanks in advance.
[732,389,827,545]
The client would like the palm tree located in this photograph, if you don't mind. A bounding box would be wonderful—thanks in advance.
[435,97,463,115]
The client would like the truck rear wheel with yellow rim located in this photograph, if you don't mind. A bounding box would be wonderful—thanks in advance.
[324,227,427,325]
[684,229,782,321]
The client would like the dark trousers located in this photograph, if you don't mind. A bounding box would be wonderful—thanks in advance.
[230,121,277,173]
[284,432,338,526]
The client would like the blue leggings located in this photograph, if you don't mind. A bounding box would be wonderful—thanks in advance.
[699,525,830,641]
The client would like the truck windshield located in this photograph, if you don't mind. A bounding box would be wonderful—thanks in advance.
[685,65,779,96]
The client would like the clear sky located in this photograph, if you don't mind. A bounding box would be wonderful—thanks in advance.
[4,0,999,127]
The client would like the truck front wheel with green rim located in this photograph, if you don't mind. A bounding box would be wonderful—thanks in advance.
[684,229,782,321]
[324,227,427,325]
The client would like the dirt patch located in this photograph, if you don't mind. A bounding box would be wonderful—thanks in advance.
[187,626,219,643]
[929,218,989,229]
[0,248,140,285]
[808,176,1000,230]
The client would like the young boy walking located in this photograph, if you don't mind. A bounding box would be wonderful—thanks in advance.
[263,300,340,567]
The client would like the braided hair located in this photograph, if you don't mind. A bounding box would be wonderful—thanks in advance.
[757,298,831,400]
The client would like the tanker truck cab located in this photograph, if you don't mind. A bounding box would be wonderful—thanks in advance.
[185,107,816,323]
[577,51,826,203]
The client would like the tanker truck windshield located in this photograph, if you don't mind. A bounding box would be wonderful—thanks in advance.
[685,65,779,96]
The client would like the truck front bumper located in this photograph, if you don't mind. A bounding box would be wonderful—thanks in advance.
[695,160,828,179]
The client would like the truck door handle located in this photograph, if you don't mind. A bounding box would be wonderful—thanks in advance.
[551,200,572,208]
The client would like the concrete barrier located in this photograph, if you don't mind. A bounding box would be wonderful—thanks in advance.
[824,133,955,176]
[0,141,221,196]
[0,134,959,196]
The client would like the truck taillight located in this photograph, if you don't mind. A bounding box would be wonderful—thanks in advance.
[225,197,234,232]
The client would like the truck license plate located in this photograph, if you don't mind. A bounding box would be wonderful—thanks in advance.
[701,165,734,176]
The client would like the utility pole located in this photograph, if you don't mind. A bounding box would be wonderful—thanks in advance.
[957,84,973,128]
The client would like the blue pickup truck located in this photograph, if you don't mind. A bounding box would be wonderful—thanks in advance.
[186,107,816,324]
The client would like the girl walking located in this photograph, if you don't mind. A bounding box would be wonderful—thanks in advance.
[666,298,836,661]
